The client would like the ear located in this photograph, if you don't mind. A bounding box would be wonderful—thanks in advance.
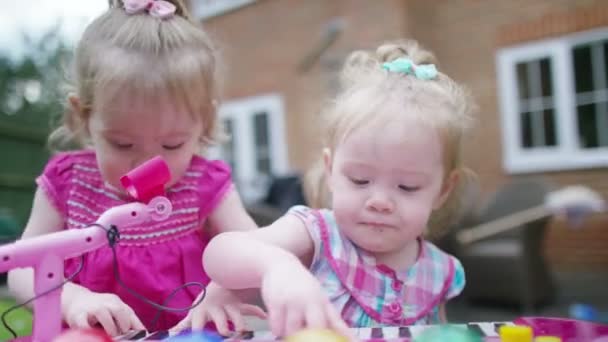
[68,94,90,133]
[68,94,82,116]
[322,148,333,192]
[433,170,459,210]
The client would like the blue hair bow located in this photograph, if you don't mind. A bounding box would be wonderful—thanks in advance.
[382,57,438,80]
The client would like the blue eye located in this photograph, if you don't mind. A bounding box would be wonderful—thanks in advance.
[399,185,419,192]
[163,142,185,150]
[350,178,369,185]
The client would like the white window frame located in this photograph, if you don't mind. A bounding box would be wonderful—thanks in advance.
[207,93,289,203]
[496,27,608,173]
[191,0,255,20]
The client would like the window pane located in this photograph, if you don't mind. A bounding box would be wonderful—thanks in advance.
[257,157,271,175]
[604,42,608,86]
[601,107,608,147]
[519,110,557,148]
[520,111,533,148]
[577,103,598,148]
[516,62,530,100]
[578,102,608,148]
[221,119,236,170]
[543,109,557,146]
[540,58,553,97]
[253,112,271,174]
[573,45,593,93]
[253,112,269,147]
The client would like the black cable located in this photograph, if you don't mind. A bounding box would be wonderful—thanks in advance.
[149,279,206,331]
[0,254,85,338]
[98,223,207,329]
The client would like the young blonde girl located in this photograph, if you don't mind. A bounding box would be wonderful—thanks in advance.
[199,39,476,337]
[7,0,264,336]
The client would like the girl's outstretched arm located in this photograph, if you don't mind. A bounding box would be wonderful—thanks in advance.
[202,214,314,289]
[203,215,349,338]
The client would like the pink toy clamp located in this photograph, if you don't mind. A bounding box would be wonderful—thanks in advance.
[120,156,171,203]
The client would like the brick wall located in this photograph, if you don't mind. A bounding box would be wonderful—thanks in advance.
[203,0,409,171]
[202,0,608,271]
[404,0,608,271]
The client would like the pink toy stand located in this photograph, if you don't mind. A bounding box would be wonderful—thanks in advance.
[1,156,172,342]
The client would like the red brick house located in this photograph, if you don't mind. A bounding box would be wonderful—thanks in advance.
[188,0,608,271]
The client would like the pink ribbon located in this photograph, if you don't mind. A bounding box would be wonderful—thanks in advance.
[123,0,176,19]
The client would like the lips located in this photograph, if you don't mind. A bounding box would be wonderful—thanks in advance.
[361,221,394,229]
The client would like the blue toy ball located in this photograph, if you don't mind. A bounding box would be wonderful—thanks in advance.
[165,330,223,342]
[570,303,599,322]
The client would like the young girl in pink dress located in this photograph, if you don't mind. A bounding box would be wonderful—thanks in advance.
[200,40,477,338]
[7,0,264,336]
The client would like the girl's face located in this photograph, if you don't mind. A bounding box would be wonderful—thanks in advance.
[83,95,204,191]
[325,118,455,262]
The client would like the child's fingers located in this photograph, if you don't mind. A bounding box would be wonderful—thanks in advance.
[238,303,267,319]
[268,303,286,338]
[125,308,145,332]
[68,312,91,329]
[113,306,139,334]
[190,309,208,331]
[94,308,119,336]
[225,305,246,333]
[283,307,304,337]
[130,312,145,331]
[304,304,327,329]
[207,307,230,336]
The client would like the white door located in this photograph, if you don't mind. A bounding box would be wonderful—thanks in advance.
[208,94,289,203]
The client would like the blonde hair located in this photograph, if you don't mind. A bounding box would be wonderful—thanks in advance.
[49,0,222,150]
[306,39,477,239]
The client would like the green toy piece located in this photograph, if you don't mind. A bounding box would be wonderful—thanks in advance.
[414,325,483,342]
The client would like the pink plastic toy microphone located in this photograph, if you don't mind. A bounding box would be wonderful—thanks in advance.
[0,156,173,342]
[120,156,171,203]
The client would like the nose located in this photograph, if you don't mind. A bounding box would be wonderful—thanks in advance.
[130,150,159,170]
[366,192,394,213]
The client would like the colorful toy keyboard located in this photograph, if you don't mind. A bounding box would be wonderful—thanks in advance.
[114,317,608,341]
[116,321,514,340]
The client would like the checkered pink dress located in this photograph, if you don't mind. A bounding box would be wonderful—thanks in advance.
[289,206,465,327]
[37,150,233,330]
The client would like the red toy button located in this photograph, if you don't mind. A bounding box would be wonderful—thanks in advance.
[392,280,402,291]
[389,302,402,315]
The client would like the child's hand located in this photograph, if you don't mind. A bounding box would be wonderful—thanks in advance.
[261,260,351,338]
[172,282,267,336]
[62,286,144,336]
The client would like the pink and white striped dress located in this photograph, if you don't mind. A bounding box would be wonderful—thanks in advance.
[36,150,233,331]
[289,205,465,327]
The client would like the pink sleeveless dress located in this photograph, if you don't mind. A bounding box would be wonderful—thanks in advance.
[36,150,233,331]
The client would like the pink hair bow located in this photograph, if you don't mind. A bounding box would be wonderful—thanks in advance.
[123,0,176,19]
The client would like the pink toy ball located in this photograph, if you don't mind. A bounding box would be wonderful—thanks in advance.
[52,328,113,342]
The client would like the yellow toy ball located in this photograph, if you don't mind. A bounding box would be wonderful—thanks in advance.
[499,325,533,342]
[285,328,350,342]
